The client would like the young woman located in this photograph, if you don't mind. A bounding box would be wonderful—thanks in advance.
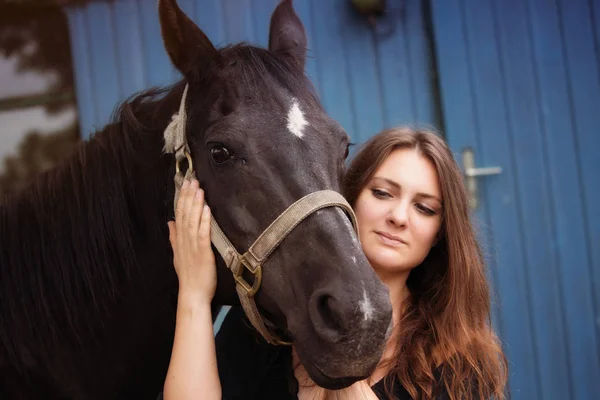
[163,127,508,400]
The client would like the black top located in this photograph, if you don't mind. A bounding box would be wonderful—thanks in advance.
[215,307,451,400]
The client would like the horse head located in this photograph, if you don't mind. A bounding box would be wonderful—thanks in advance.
[159,0,392,389]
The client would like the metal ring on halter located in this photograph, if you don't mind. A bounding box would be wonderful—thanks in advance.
[234,257,262,297]
[175,150,194,175]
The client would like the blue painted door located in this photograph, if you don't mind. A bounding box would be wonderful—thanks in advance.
[431,0,600,399]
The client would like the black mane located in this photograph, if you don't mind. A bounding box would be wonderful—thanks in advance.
[0,83,183,370]
[216,45,320,107]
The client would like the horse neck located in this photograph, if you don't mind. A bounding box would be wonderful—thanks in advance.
[0,95,177,364]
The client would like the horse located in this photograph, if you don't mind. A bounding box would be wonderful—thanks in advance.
[0,1,392,398]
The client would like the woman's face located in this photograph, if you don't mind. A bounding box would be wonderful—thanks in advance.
[354,148,443,278]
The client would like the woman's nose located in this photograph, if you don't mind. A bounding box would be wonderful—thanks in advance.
[386,203,408,228]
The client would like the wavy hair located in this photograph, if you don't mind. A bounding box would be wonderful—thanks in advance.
[344,127,508,399]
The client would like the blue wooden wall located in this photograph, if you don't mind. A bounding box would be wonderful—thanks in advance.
[431,0,600,399]
[65,0,436,144]
[64,0,600,399]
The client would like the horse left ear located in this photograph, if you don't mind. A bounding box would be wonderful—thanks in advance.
[158,0,219,79]
[268,0,307,71]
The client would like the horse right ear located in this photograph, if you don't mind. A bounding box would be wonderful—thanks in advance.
[158,0,219,79]
[269,0,307,71]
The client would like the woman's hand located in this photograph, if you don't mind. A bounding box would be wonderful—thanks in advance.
[164,179,221,400]
[168,179,216,304]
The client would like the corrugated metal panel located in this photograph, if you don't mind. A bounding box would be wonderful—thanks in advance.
[431,0,600,399]
[65,0,435,142]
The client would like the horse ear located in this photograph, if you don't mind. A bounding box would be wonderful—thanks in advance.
[268,0,307,71]
[158,0,219,79]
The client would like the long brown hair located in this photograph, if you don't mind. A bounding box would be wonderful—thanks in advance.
[344,127,508,399]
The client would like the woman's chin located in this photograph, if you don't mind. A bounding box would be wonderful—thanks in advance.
[368,257,414,279]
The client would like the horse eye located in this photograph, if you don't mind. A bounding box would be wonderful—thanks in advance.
[210,146,233,164]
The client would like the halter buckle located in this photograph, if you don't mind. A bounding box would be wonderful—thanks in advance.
[234,256,262,297]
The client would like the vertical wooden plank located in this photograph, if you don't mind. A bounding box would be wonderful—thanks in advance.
[86,2,121,129]
[404,0,435,124]
[590,0,600,357]
[429,0,479,151]
[374,11,416,128]
[194,0,226,47]
[593,0,600,81]
[461,1,539,398]
[340,4,385,143]
[250,0,278,48]
[112,0,146,99]
[493,0,572,398]
[65,8,96,139]
[527,0,600,398]
[309,0,355,140]
[138,0,173,88]
[594,1,600,86]
[557,0,600,354]
[222,0,256,44]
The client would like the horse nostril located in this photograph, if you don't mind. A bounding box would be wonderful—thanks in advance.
[309,290,350,343]
[318,295,343,332]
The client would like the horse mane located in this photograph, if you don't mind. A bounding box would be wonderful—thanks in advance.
[208,44,321,111]
[0,83,183,369]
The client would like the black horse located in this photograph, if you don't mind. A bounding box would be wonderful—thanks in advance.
[0,1,392,398]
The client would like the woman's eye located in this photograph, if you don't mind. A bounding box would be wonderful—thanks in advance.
[416,203,436,216]
[371,189,391,199]
[210,146,233,164]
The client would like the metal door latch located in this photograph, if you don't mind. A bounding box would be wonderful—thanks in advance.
[461,148,503,209]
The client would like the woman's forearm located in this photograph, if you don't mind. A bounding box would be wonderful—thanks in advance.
[163,292,221,400]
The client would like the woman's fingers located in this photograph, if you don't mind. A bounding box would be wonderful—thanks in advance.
[187,188,205,242]
[181,179,198,227]
[198,204,211,247]
[175,179,190,222]
[175,179,192,250]
[175,179,208,249]
[167,220,177,247]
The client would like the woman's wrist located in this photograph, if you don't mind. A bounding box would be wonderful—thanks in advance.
[177,289,213,310]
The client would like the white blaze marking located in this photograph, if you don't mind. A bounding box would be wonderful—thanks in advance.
[359,289,374,322]
[287,98,308,138]
[352,256,357,264]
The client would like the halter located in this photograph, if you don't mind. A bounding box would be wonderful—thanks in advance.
[164,84,359,345]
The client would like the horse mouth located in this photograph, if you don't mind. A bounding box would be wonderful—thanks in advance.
[304,360,367,390]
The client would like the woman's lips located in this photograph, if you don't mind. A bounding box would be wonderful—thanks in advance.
[375,231,406,247]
